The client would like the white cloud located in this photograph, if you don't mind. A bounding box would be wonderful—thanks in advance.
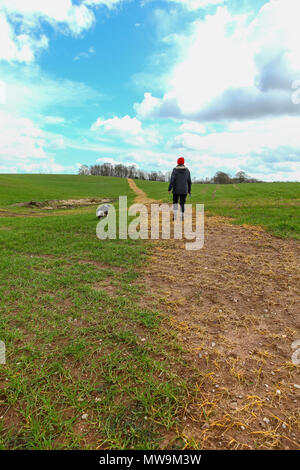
[73,46,96,61]
[165,0,226,11]
[0,12,48,63]
[91,115,160,146]
[173,116,300,155]
[120,149,175,168]
[43,116,66,125]
[95,157,140,169]
[0,159,71,174]
[170,9,254,114]
[132,0,300,180]
[92,115,142,135]
[134,92,162,119]
[0,1,96,63]
[0,63,103,116]
[169,115,300,181]
[0,110,75,173]
[135,1,300,122]
[0,61,103,174]
[84,0,124,8]
[0,1,95,34]
[0,80,7,104]
[0,111,46,162]
[0,1,130,174]
[179,122,206,134]
[95,157,122,165]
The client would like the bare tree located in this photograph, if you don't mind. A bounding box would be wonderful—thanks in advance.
[235,171,247,183]
[78,165,90,175]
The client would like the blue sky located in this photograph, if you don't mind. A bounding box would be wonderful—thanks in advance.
[0,0,300,181]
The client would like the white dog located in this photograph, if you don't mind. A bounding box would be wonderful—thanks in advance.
[96,204,110,219]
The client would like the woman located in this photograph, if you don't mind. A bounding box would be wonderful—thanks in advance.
[168,157,192,220]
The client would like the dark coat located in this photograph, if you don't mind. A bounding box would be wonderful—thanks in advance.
[168,165,192,195]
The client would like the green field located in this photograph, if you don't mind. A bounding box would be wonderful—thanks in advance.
[135,180,300,239]
[0,174,299,449]
[0,175,198,449]
[0,174,133,207]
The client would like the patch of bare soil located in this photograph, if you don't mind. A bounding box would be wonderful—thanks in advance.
[91,279,118,296]
[128,178,300,450]
[0,198,114,218]
[15,197,113,210]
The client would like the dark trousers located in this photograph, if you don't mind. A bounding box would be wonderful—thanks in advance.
[173,194,187,213]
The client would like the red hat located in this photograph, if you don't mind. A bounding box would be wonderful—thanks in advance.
[177,157,184,165]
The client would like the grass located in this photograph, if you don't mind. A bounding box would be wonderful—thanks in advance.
[0,174,299,449]
[0,174,132,207]
[134,180,300,239]
[0,176,200,449]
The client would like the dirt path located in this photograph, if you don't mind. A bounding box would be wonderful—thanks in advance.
[128,178,300,450]
[128,178,158,204]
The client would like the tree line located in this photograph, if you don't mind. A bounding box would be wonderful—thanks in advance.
[78,163,168,181]
[78,163,261,184]
[196,171,261,184]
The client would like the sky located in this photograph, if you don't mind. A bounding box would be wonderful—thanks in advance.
[0,0,300,181]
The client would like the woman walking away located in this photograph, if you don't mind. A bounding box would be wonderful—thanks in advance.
[168,157,192,220]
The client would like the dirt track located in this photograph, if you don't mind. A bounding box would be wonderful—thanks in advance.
[128,178,300,450]
[0,198,112,218]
